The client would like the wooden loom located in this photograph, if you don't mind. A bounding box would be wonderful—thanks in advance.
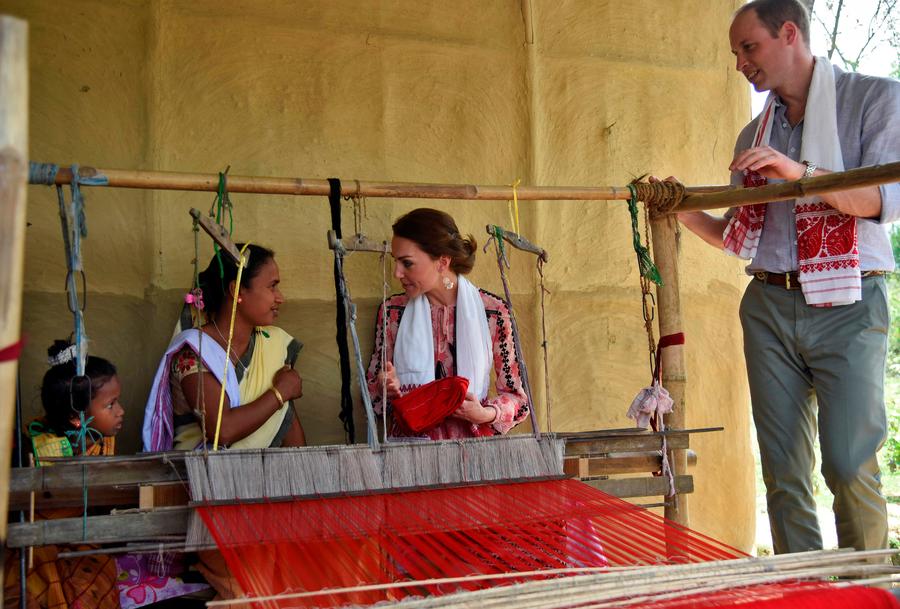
[3,16,900,606]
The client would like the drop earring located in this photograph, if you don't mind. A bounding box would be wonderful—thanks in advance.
[442,275,454,290]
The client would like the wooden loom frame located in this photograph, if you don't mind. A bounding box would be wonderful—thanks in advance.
[9,156,900,551]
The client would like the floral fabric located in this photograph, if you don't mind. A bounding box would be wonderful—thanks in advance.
[115,554,208,609]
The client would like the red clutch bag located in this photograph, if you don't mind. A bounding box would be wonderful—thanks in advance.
[392,376,469,434]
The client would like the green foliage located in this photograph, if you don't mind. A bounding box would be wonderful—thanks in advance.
[882,228,900,477]
[887,227,900,373]
[882,393,900,474]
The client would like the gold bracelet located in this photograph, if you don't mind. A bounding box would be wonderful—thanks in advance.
[270,386,285,407]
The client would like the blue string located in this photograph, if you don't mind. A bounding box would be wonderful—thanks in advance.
[65,412,101,540]
[63,413,102,454]
[56,165,89,376]
[29,162,58,185]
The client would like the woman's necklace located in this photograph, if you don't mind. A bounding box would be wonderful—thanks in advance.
[210,318,248,374]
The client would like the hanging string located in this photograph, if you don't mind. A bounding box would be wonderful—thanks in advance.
[536,256,552,432]
[65,409,102,540]
[328,178,356,443]
[188,216,209,456]
[485,226,540,437]
[380,242,390,444]
[343,182,367,236]
[56,164,89,377]
[626,183,663,287]
[53,165,97,534]
[210,169,234,282]
[212,242,252,451]
[507,178,521,235]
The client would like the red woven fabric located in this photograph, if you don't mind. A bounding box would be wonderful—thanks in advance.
[198,479,897,608]
[198,479,747,607]
[391,376,469,434]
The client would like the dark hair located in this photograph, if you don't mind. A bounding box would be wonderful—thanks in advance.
[40,340,117,434]
[736,0,810,46]
[197,243,275,315]
[392,208,477,275]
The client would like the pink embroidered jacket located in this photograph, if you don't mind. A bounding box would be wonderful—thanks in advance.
[365,290,529,439]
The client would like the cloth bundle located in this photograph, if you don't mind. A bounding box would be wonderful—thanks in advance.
[392,376,470,434]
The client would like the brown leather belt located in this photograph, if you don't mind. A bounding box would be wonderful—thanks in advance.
[753,270,886,290]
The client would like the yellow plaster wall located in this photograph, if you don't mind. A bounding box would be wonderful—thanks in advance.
[3,0,755,551]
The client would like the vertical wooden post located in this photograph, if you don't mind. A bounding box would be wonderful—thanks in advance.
[649,214,689,528]
[0,15,29,592]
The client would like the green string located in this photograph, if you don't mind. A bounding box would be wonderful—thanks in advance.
[626,184,663,286]
[492,225,506,260]
[211,170,235,291]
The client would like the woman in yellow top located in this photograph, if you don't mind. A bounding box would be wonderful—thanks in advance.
[143,244,305,451]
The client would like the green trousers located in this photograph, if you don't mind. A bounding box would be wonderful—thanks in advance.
[740,275,890,554]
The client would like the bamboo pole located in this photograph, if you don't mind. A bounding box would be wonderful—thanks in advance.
[32,162,900,210]
[649,214,689,529]
[678,160,900,211]
[0,15,28,593]
[40,164,642,199]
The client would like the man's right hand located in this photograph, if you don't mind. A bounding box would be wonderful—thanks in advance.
[730,146,806,182]
[649,175,728,249]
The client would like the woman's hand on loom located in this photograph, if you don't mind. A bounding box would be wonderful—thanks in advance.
[378,362,402,400]
[453,392,497,425]
[273,366,303,402]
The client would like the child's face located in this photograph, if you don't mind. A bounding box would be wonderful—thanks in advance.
[82,375,125,437]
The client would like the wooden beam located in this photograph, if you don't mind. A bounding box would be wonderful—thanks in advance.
[565,434,689,456]
[39,164,642,200]
[581,475,694,499]
[33,162,900,211]
[677,161,900,212]
[649,214,689,528]
[8,487,138,512]
[6,432,716,494]
[10,455,187,494]
[564,450,698,477]
[0,15,28,591]
[6,506,190,548]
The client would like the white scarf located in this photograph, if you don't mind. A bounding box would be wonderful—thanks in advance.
[723,57,860,307]
[141,329,240,452]
[393,275,492,400]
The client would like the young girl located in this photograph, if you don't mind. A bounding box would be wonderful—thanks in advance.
[28,339,124,461]
[3,340,125,609]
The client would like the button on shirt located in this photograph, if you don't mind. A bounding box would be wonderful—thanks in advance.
[726,66,900,273]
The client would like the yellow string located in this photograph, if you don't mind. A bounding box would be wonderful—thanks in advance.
[508,178,521,235]
[213,242,252,451]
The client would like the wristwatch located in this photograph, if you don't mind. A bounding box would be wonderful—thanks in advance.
[801,160,817,179]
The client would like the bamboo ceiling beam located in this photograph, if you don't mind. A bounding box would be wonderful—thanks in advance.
[30,161,900,213]
[677,160,900,212]
[37,164,647,200]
